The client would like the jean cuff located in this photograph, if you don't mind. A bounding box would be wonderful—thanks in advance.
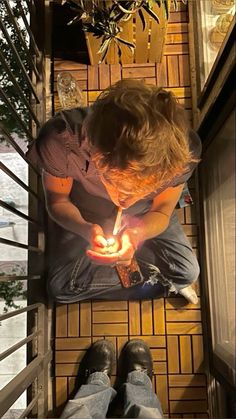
[87,371,111,387]
[127,371,152,388]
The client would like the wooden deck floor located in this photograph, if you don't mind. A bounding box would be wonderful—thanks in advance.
[54,2,208,417]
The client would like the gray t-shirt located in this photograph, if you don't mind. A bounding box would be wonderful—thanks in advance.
[27,107,202,216]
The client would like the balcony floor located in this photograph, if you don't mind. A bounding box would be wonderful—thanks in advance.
[54,2,208,417]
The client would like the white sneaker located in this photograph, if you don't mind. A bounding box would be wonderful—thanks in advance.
[178,285,198,305]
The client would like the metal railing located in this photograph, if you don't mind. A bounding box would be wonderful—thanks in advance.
[0,0,52,417]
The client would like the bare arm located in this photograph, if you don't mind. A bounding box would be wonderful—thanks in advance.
[42,171,93,241]
[127,184,184,246]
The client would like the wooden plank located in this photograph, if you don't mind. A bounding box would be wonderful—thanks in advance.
[99,64,110,90]
[167,55,180,87]
[178,97,192,108]
[55,337,91,350]
[93,310,128,323]
[120,18,134,64]
[192,280,201,296]
[129,301,141,335]
[93,323,128,336]
[192,335,204,373]
[180,335,192,373]
[117,336,128,357]
[166,33,188,44]
[167,336,180,373]
[68,376,76,397]
[56,377,67,407]
[56,305,67,338]
[156,375,169,413]
[135,8,149,63]
[185,205,197,224]
[166,310,201,322]
[167,323,202,334]
[88,65,99,90]
[153,361,167,374]
[141,77,157,85]
[141,300,153,335]
[169,387,207,400]
[183,224,197,236]
[178,55,190,87]
[169,12,187,24]
[170,400,208,413]
[165,297,201,310]
[110,64,122,84]
[151,348,166,361]
[54,60,87,70]
[149,3,167,63]
[106,41,119,65]
[84,32,101,65]
[167,23,188,34]
[165,87,191,97]
[131,335,166,347]
[156,57,168,87]
[92,301,128,311]
[68,303,79,337]
[55,350,86,363]
[122,66,156,79]
[164,44,189,55]
[56,363,79,377]
[169,374,206,387]
[153,299,165,334]
[188,236,198,248]
[80,302,91,336]
[88,91,102,102]
[122,63,155,67]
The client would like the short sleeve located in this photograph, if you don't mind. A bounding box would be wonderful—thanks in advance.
[171,129,202,187]
[26,115,68,177]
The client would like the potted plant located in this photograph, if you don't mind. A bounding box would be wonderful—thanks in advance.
[59,0,187,64]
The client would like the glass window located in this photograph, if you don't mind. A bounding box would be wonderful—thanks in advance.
[198,0,235,90]
[201,110,235,384]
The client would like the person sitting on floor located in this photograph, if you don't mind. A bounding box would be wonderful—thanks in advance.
[27,79,201,304]
[61,339,163,419]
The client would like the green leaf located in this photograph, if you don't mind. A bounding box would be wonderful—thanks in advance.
[172,0,178,11]
[154,0,161,7]
[98,37,110,54]
[116,36,135,50]
[142,4,160,23]
[138,9,146,30]
[162,0,169,19]
[98,42,110,63]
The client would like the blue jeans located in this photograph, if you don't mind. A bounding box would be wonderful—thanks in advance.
[61,371,163,418]
[47,185,199,303]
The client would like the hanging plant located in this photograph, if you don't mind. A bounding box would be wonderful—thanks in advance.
[61,0,188,62]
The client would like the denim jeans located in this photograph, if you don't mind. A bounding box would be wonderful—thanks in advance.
[61,371,163,419]
[47,185,199,303]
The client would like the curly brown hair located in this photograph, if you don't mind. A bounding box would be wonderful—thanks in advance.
[85,79,198,191]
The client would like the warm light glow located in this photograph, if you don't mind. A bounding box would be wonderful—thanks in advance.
[106,237,116,246]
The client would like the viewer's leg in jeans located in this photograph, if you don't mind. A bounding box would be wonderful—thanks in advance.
[122,371,163,418]
[61,372,116,419]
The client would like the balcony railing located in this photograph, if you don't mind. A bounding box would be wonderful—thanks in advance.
[0,0,52,417]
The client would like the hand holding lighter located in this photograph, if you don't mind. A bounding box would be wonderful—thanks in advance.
[110,207,143,288]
